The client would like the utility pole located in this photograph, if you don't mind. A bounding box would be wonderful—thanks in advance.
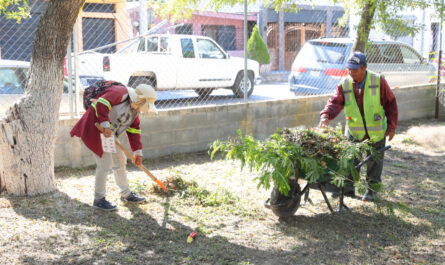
[139,0,148,35]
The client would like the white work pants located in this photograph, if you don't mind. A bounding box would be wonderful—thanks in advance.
[93,148,131,200]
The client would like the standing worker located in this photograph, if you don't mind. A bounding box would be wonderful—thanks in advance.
[318,52,398,201]
[71,83,158,211]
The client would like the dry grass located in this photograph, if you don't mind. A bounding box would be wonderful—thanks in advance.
[406,125,445,150]
[0,118,444,265]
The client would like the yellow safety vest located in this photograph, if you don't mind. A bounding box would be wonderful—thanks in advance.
[342,71,386,142]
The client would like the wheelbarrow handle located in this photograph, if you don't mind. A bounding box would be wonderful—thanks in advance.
[355,145,391,170]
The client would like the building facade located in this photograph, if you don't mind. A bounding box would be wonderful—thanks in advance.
[0,0,129,61]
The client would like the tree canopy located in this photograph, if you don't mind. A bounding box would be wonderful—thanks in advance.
[147,0,442,52]
[0,0,30,22]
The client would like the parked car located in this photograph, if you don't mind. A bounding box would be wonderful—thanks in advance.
[0,60,89,116]
[0,60,29,94]
[65,53,105,88]
[102,34,260,98]
[288,38,436,95]
[0,59,99,94]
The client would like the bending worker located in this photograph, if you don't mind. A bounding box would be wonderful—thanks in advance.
[71,83,157,211]
[318,52,398,201]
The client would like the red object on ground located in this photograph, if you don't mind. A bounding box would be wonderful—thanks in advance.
[187,231,198,243]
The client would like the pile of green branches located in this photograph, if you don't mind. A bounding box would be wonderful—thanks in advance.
[211,126,378,196]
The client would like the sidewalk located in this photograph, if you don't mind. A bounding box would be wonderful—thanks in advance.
[260,70,290,84]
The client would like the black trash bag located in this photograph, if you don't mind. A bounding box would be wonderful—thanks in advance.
[268,177,302,217]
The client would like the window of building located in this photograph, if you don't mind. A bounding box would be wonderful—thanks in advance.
[82,18,116,53]
[83,3,115,13]
[175,24,193,35]
[202,25,236,51]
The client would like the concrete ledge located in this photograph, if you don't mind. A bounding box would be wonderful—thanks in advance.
[57,84,443,167]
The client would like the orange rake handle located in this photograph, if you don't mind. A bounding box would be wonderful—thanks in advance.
[95,123,167,192]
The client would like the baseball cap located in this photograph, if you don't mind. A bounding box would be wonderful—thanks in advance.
[346,52,367,70]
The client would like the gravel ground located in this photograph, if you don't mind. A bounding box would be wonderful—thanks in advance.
[0,118,444,265]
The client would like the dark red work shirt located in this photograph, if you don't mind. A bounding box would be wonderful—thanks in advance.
[70,85,142,157]
[320,72,398,136]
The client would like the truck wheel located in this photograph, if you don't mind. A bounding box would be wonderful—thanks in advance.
[129,77,155,88]
[232,71,254,98]
[194,88,213,98]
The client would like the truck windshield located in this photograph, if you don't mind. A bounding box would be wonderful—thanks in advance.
[197,39,225,59]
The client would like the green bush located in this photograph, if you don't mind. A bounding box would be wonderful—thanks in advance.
[247,25,270,65]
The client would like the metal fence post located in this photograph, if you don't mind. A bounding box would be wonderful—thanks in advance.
[243,0,248,103]
[435,0,443,119]
[73,18,80,116]
[67,36,74,118]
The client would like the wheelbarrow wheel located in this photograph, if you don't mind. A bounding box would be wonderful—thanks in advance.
[269,178,302,217]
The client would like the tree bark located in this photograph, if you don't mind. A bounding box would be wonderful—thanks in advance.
[352,0,377,52]
[0,0,85,195]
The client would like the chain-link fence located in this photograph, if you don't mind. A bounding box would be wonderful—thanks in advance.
[0,0,442,117]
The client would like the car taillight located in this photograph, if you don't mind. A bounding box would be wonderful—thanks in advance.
[292,66,307,73]
[324,69,348,77]
[103,56,110,72]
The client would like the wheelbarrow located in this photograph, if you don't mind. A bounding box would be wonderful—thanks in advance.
[264,145,391,217]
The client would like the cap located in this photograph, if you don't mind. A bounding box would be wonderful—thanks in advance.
[346,52,367,70]
[127,84,158,114]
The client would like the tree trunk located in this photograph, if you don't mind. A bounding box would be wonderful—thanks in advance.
[352,0,377,52]
[0,0,85,196]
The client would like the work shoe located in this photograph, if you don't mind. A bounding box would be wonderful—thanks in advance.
[121,192,146,203]
[93,198,118,211]
[362,190,375,202]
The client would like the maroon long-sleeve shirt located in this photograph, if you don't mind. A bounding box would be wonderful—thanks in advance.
[320,72,398,137]
[70,85,142,157]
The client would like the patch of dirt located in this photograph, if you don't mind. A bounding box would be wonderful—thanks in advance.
[0,118,444,265]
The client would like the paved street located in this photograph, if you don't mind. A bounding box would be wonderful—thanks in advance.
[0,82,324,117]
[154,82,307,109]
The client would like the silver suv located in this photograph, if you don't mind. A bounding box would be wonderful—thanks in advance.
[289,38,436,95]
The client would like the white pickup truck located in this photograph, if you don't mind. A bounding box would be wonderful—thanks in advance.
[102,34,260,98]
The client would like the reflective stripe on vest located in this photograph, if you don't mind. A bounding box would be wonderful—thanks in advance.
[342,71,386,142]
[92,97,112,117]
[126,127,141,134]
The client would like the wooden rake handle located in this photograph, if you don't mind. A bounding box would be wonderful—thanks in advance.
[95,123,167,192]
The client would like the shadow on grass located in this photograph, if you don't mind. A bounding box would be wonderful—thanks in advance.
[384,147,445,229]
[9,185,432,265]
[272,208,430,262]
[10,190,289,265]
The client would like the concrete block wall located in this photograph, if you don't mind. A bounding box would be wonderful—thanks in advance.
[56,84,441,168]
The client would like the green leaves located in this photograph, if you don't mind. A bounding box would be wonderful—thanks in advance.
[0,0,30,23]
[211,127,376,196]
